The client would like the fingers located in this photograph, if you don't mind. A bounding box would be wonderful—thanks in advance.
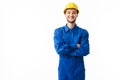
[77,44,80,48]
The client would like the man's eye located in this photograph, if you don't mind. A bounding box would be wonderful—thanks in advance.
[67,12,70,14]
[72,12,77,14]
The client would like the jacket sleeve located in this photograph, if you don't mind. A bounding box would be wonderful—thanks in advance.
[71,30,90,57]
[54,29,76,55]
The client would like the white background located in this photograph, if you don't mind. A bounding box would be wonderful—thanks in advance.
[0,0,120,80]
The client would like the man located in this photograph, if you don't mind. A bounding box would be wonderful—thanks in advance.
[53,2,90,80]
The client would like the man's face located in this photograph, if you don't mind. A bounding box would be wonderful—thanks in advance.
[65,9,78,23]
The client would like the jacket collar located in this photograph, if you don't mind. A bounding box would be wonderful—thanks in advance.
[64,24,77,32]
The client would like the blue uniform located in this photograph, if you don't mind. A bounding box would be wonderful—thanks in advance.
[54,24,90,80]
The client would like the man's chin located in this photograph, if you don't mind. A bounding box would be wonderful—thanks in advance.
[67,20,76,23]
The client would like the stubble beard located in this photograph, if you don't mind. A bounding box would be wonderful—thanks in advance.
[67,19,76,23]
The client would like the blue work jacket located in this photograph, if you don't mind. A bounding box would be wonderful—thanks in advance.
[54,24,90,80]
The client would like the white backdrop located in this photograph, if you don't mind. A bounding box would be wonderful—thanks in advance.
[0,0,120,80]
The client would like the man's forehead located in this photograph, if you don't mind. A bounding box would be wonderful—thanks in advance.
[66,9,78,12]
[66,8,77,11]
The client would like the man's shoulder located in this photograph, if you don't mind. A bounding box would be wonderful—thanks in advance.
[77,26,89,34]
[54,26,65,31]
[77,26,87,31]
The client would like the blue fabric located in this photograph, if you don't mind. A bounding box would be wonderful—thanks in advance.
[54,24,90,80]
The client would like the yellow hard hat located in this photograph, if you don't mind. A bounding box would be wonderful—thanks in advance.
[64,2,79,13]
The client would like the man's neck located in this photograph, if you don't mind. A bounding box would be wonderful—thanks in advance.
[67,22,76,29]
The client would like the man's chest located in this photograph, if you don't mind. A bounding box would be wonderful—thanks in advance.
[62,30,82,44]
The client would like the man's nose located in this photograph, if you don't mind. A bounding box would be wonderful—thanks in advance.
[69,13,73,16]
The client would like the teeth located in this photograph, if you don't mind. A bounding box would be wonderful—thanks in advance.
[69,18,73,20]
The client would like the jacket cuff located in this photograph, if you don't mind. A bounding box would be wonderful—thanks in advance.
[70,44,78,49]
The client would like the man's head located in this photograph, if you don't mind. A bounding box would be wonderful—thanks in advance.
[64,2,79,14]
[64,2,79,23]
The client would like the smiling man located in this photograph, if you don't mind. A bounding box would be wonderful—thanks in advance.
[54,2,90,80]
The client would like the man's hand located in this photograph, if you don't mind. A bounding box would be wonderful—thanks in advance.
[77,44,80,48]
